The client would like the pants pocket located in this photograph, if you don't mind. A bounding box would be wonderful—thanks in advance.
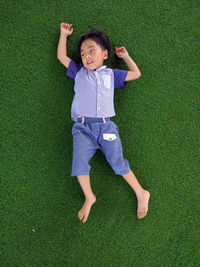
[103,133,117,141]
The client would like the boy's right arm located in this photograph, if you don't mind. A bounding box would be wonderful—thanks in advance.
[57,23,73,69]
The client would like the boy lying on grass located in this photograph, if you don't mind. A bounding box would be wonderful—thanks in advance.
[57,23,150,223]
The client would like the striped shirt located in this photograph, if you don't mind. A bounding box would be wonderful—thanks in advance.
[66,60,128,122]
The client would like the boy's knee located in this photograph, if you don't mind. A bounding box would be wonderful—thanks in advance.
[71,158,91,177]
[109,158,130,176]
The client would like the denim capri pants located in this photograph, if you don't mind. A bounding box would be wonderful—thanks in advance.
[71,117,130,176]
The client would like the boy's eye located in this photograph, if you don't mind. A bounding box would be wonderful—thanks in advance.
[81,49,95,57]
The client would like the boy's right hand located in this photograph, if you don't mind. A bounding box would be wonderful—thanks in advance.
[60,23,73,37]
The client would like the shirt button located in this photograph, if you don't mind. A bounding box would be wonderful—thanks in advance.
[98,107,100,110]
[99,94,101,97]
[98,81,100,85]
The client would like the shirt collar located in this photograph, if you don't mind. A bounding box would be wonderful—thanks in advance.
[96,65,107,72]
[87,65,107,73]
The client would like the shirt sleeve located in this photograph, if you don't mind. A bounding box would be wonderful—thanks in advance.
[113,69,128,89]
[66,60,83,80]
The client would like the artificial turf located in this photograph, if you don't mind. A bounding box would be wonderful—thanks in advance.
[1,0,200,266]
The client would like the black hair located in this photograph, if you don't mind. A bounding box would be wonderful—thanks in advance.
[78,29,111,56]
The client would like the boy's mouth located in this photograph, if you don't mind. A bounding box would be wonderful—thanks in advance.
[86,60,93,65]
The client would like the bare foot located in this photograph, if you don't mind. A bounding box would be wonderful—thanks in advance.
[137,190,150,219]
[78,195,96,223]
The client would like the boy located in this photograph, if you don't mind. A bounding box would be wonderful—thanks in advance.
[57,23,150,223]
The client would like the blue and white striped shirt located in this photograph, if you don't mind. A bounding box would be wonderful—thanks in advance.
[66,60,128,122]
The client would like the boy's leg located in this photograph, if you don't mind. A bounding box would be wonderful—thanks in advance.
[77,175,96,223]
[122,170,150,219]
[72,123,99,222]
[99,121,150,219]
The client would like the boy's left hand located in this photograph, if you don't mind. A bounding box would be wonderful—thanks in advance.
[115,46,129,59]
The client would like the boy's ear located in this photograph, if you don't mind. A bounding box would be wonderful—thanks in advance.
[103,50,108,60]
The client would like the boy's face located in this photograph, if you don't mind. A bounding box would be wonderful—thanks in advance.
[80,39,108,70]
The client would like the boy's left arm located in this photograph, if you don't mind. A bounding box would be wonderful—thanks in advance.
[116,46,141,81]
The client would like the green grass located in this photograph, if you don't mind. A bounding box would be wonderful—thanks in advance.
[1,0,200,266]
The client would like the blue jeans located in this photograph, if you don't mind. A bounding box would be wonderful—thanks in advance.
[71,118,130,176]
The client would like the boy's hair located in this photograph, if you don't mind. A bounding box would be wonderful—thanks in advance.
[78,29,111,56]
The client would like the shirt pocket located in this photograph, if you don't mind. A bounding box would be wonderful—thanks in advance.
[103,133,117,141]
[102,74,111,89]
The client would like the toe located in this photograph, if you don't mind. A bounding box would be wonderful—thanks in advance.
[82,214,89,223]
[138,210,147,219]
[78,211,84,221]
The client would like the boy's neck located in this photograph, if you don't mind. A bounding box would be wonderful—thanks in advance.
[87,65,106,72]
